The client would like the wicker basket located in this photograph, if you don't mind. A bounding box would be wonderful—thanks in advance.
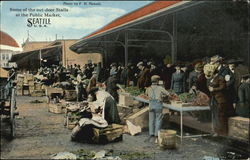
[158,129,176,149]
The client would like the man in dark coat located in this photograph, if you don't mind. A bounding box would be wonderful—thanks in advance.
[171,64,185,95]
[224,59,238,108]
[208,69,235,136]
[137,62,151,91]
[162,63,175,89]
[236,74,250,118]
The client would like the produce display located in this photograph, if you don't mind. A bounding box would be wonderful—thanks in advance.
[138,94,149,100]
[125,87,144,96]
[168,90,180,101]
[192,91,210,106]
[178,93,196,103]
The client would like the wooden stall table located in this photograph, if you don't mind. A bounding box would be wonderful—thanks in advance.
[134,96,212,141]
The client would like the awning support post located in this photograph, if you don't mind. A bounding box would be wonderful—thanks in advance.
[172,13,177,64]
[125,31,128,67]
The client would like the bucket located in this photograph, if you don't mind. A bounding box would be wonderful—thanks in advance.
[158,129,176,149]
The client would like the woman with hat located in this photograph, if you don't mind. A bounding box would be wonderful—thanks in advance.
[105,71,119,103]
[189,63,209,95]
[145,75,169,143]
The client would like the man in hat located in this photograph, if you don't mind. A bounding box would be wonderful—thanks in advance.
[86,71,97,93]
[110,63,118,77]
[145,75,170,143]
[210,55,227,77]
[171,64,186,95]
[105,71,119,103]
[236,74,250,118]
[162,63,175,89]
[224,59,238,108]
[137,61,151,91]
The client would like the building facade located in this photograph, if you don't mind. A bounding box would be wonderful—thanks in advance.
[0,31,22,68]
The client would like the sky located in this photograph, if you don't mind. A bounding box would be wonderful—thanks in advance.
[0,1,151,47]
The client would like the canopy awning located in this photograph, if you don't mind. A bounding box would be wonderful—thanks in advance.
[10,45,62,69]
[70,1,203,66]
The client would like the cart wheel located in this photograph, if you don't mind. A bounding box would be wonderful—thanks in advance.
[10,88,16,138]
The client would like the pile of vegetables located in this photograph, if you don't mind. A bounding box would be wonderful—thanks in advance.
[178,93,196,103]
[125,86,144,96]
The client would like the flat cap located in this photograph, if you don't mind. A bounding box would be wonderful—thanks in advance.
[151,75,160,82]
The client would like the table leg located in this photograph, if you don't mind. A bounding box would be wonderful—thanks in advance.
[180,110,183,141]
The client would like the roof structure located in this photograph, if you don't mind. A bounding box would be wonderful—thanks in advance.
[0,31,22,52]
[83,1,183,40]
[70,1,203,65]
[0,31,19,48]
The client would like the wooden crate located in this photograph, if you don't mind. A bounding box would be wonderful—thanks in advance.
[228,116,249,141]
[119,93,134,106]
[16,89,23,96]
[34,83,42,90]
[48,103,63,114]
[31,90,44,97]
[93,124,124,144]
[45,87,64,97]
[26,74,34,81]
[126,107,149,131]
[65,115,80,129]
[64,90,77,101]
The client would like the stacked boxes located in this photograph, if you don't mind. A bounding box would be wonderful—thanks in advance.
[16,74,24,95]
[118,93,134,106]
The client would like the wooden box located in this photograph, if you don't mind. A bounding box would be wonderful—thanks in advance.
[228,116,249,141]
[48,103,63,114]
[93,124,124,144]
[64,90,77,101]
[126,107,149,131]
[45,87,64,97]
[65,115,80,129]
[16,89,23,96]
[31,90,44,97]
[119,93,134,106]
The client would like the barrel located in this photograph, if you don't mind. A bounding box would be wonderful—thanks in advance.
[158,129,176,149]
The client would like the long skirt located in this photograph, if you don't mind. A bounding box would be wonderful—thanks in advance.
[210,97,234,136]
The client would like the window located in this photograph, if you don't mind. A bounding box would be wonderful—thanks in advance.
[2,54,5,60]
[6,54,9,60]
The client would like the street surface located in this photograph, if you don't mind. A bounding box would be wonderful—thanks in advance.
[1,96,248,159]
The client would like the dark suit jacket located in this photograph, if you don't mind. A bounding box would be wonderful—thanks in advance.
[209,75,228,104]
[171,72,185,94]
[137,68,151,90]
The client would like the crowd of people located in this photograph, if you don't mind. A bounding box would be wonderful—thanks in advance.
[32,55,249,139]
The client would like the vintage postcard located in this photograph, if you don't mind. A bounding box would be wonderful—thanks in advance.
[0,1,249,159]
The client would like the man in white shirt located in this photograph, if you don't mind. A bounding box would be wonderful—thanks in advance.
[145,75,169,143]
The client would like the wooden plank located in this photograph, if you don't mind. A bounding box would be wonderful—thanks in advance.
[126,107,149,130]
